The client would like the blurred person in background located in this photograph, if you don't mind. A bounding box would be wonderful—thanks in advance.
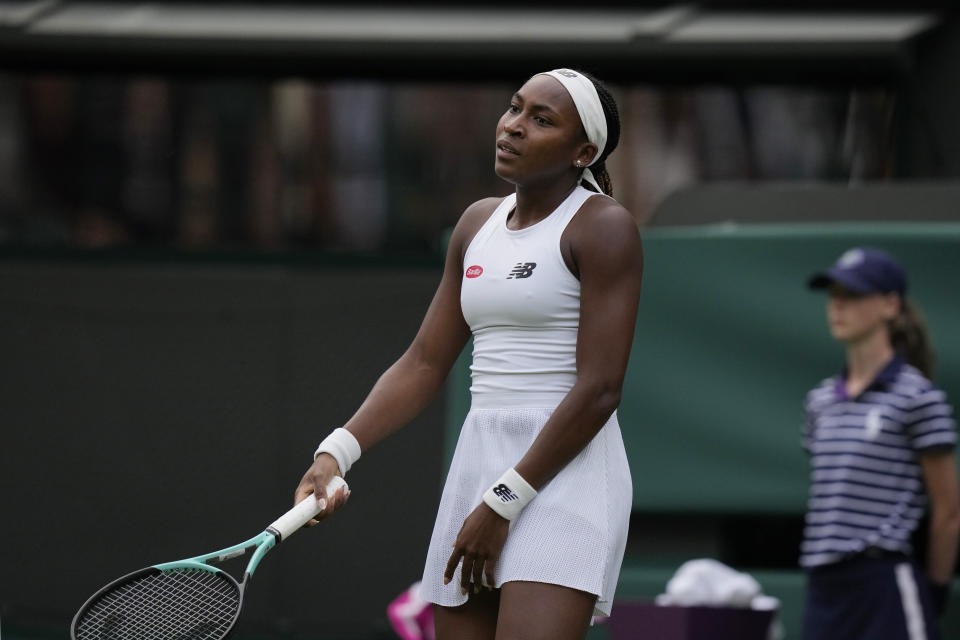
[801,248,960,640]
[294,68,642,640]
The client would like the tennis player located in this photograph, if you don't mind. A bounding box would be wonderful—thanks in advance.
[800,248,959,640]
[295,68,642,639]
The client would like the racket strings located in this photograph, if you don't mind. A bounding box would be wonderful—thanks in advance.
[74,568,240,640]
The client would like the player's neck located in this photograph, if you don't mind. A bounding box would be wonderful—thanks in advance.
[844,330,894,396]
[510,179,578,230]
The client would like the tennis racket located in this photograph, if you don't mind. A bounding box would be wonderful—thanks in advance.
[71,476,347,640]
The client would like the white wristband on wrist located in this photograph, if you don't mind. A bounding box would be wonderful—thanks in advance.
[482,468,537,521]
[314,427,361,476]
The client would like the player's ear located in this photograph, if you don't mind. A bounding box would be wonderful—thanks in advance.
[573,142,597,169]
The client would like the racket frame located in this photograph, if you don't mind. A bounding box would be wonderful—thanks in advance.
[71,565,244,640]
[154,528,277,579]
[71,477,345,640]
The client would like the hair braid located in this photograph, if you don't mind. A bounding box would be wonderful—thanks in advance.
[577,71,621,196]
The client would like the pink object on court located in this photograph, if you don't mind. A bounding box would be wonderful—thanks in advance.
[387,582,435,640]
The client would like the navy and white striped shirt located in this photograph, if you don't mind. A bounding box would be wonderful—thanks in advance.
[800,355,957,569]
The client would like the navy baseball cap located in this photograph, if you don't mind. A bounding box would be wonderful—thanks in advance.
[808,248,907,296]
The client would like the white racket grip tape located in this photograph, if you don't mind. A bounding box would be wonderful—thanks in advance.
[270,476,347,541]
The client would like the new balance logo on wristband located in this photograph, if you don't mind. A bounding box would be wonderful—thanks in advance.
[506,262,536,279]
[483,469,537,521]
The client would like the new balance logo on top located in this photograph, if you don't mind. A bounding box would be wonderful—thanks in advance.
[506,262,537,279]
[492,484,519,502]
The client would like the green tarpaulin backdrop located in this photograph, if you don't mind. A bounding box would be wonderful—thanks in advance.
[447,223,960,513]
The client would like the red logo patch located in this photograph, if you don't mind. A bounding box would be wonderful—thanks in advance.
[465,265,483,278]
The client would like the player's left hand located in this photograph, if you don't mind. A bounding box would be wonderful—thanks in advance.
[444,502,509,595]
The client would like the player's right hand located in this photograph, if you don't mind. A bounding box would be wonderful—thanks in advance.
[294,453,350,526]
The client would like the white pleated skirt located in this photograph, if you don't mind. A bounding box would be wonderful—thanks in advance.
[420,393,632,617]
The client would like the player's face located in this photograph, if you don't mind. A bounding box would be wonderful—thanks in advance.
[494,75,594,186]
[826,284,900,343]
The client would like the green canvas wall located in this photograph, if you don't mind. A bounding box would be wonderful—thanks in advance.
[446,223,960,513]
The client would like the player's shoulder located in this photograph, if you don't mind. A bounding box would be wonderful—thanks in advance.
[446,196,507,264]
[459,196,503,227]
[573,194,638,236]
[449,196,503,240]
[581,192,633,219]
[569,193,640,253]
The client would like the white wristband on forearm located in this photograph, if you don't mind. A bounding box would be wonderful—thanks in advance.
[482,468,537,521]
[314,427,361,476]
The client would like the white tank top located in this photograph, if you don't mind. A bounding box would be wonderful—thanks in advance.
[461,186,600,401]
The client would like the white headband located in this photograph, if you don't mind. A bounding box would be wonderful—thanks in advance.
[540,69,608,192]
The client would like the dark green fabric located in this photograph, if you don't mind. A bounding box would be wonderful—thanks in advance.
[446,223,960,512]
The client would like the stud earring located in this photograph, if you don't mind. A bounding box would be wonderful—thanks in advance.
[575,160,583,167]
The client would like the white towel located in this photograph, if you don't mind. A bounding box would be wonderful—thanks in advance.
[654,559,784,640]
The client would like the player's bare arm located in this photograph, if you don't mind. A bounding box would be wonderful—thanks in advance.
[515,197,643,490]
[295,198,500,515]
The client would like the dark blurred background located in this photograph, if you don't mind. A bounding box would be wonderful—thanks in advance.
[2,1,960,638]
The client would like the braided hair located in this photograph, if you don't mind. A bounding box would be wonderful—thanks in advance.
[577,71,621,197]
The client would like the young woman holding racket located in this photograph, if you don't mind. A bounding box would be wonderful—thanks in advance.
[295,69,642,639]
[800,248,960,640]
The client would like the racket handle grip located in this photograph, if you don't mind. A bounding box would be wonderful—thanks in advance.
[270,476,348,542]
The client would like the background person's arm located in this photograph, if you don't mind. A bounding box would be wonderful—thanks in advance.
[921,449,960,603]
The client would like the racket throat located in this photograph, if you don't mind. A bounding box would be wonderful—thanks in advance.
[266,526,283,546]
[244,532,277,577]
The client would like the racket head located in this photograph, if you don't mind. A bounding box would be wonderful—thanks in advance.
[71,565,243,640]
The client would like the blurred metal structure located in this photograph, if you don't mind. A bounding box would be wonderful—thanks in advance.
[0,2,941,81]
[649,182,960,226]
